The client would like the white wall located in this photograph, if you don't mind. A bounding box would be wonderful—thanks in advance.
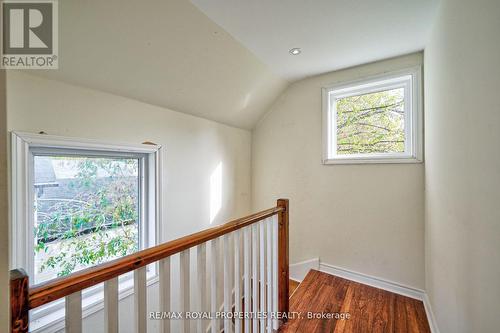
[7,71,252,238]
[252,53,425,289]
[6,71,252,332]
[424,0,500,332]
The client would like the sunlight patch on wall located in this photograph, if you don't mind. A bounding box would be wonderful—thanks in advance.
[210,162,222,224]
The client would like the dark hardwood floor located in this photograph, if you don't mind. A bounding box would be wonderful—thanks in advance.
[280,270,431,333]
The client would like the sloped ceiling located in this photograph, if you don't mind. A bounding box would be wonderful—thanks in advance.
[191,0,439,81]
[26,0,288,129]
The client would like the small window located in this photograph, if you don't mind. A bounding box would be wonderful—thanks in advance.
[322,67,422,164]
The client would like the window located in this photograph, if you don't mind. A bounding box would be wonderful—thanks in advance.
[11,132,162,330]
[33,154,142,284]
[322,67,422,164]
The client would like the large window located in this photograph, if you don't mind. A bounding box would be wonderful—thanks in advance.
[322,67,422,164]
[33,154,141,284]
[11,132,162,330]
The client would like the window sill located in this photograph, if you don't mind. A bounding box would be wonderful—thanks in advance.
[30,275,159,333]
[322,156,423,165]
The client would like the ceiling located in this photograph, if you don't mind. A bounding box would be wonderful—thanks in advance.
[190,0,439,80]
[28,0,287,129]
[26,0,439,129]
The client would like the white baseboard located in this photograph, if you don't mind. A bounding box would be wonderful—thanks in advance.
[289,258,319,281]
[319,262,425,301]
[289,259,440,333]
[422,293,441,333]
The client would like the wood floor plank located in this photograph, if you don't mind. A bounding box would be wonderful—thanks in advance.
[318,275,350,333]
[295,284,335,333]
[412,298,432,333]
[279,270,430,333]
[394,294,409,332]
[371,288,396,333]
[333,282,354,333]
[341,282,374,333]
[288,270,322,309]
[284,271,330,333]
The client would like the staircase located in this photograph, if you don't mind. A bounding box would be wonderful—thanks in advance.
[10,199,290,333]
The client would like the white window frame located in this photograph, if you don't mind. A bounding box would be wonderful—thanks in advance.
[10,131,163,332]
[322,66,423,164]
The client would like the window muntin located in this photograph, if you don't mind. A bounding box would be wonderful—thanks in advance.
[33,154,141,284]
[323,68,422,164]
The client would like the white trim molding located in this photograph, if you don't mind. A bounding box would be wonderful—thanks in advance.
[322,66,423,165]
[319,262,424,300]
[10,131,164,333]
[10,131,163,276]
[422,293,441,333]
[289,258,319,281]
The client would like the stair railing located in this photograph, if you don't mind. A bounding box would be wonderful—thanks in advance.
[10,199,289,333]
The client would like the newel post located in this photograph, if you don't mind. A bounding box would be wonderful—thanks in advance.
[277,198,289,320]
[10,269,29,333]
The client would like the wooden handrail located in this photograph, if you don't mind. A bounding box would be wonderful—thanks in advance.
[9,199,290,333]
[27,204,284,309]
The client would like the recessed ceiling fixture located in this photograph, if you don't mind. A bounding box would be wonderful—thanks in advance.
[289,48,301,55]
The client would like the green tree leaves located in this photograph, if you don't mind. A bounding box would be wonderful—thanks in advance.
[336,88,405,155]
[34,157,139,280]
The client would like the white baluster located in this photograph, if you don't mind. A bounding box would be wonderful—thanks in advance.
[266,220,273,333]
[223,234,233,333]
[196,243,207,333]
[259,221,267,333]
[65,291,82,333]
[252,223,259,333]
[104,277,119,333]
[243,227,251,333]
[210,238,219,333]
[134,266,147,333]
[180,250,190,333]
[160,257,171,333]
[234,230,241,333]
[273,216,279,330]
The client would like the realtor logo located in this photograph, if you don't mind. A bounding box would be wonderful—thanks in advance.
[1,0,58,69]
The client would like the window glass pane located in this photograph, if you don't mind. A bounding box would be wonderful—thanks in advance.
[336,87,405,155]
[33,155,140,284]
